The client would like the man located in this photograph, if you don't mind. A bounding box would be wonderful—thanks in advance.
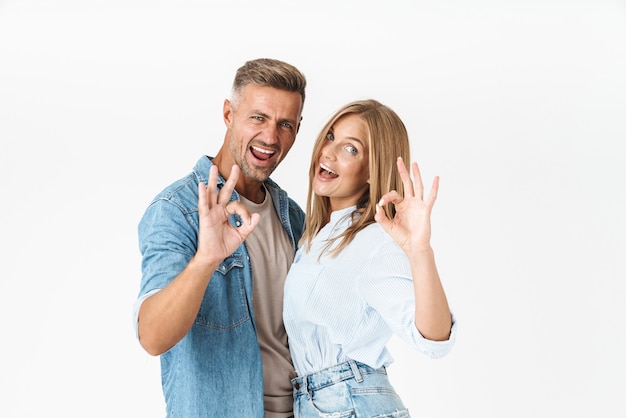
[134,58,307,417]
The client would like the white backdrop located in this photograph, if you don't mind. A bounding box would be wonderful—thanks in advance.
[1,1,625,417]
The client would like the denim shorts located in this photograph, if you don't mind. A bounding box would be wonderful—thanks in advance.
[291,360,410,417]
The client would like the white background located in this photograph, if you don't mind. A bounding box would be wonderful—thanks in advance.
[1,1,625,417]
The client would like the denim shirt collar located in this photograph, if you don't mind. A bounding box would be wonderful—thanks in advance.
[192,155,299,250]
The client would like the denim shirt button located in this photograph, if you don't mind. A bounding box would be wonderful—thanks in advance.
[294,382,301,390]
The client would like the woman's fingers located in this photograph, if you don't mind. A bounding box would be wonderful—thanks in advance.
[426,175,440,206]
[378,190,402,207]
[396,157,414,198]
[378,159,439,219]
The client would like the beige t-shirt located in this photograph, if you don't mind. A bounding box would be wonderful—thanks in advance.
[240,188,296,418]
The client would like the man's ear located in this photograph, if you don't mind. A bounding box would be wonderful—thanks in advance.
[223,99,233,127]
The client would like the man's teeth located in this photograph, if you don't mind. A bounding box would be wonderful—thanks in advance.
[251,146,275,155]
[320,163,336,175]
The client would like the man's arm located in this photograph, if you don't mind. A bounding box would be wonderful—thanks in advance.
[138,165,260,355]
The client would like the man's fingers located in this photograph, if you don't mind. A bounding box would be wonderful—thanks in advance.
[206,165,220,206]
[198,180,208,215]
[224,202,260,237]
[200,164,261,238]
[225,201,258,226]
[219,165,240,204]
[238,213,261,236]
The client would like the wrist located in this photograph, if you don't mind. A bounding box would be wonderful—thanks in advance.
[188,253,221,279]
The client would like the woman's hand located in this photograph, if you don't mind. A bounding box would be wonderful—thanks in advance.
[375,157,452,341]
[374,157,438,254]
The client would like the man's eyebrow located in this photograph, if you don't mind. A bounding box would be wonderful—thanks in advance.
[252,109,296,126]
[251,109,270,119]
[278,117,297,126]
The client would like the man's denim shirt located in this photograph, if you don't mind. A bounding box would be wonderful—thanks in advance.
[135,155,305,417]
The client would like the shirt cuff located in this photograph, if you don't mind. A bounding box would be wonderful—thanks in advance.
[132,289,162,339]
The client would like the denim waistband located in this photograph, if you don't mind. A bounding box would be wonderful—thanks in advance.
[291,360,387,395]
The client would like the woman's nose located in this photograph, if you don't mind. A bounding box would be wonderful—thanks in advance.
[321,144,336,161]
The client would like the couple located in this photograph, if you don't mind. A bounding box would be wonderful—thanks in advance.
[134,58,457,418]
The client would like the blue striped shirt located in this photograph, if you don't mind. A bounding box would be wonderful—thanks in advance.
[283,206,457,376]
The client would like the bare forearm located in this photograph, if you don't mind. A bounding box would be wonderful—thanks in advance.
[410,247,452,341]
[138,256,217,355]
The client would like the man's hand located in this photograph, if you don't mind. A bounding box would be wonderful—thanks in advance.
[196,164,260,265]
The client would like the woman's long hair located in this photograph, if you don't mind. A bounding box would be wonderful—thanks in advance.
[300,99,411,257]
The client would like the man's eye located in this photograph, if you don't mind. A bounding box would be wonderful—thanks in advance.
[326,132,335,141]
[280,122,293,129]
[253,116,263,121]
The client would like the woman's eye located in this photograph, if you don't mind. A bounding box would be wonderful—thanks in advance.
[326,132,335,141]
[346,145,357,155]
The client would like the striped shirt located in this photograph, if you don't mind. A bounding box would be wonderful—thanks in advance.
[283,206,457,376]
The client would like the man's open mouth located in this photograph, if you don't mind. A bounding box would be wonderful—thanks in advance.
[250,145,275,161]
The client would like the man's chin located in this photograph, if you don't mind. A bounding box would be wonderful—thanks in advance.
[241,164,274,182]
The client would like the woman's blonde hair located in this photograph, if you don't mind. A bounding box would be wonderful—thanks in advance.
[301,99,411,256]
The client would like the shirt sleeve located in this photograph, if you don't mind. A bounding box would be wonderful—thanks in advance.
[132,288,161,339]
[134,197,199,338]
[359,235,457,359]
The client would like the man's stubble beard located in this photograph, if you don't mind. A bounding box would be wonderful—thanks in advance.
[229,139,279,183]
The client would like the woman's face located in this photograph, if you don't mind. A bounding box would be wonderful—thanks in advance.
[313,114,370,211]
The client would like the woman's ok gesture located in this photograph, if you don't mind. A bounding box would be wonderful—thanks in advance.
[374,157,438,255]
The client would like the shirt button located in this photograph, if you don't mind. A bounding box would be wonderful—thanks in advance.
[295,382,301,390]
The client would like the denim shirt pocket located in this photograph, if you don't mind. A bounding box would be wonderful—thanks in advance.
[195,253,251,329]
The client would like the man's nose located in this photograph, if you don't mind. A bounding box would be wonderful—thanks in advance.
[262,123,280,144]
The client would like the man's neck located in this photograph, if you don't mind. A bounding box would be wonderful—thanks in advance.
[237,182,266,204]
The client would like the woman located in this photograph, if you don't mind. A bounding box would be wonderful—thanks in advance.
[283,99,457,417]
